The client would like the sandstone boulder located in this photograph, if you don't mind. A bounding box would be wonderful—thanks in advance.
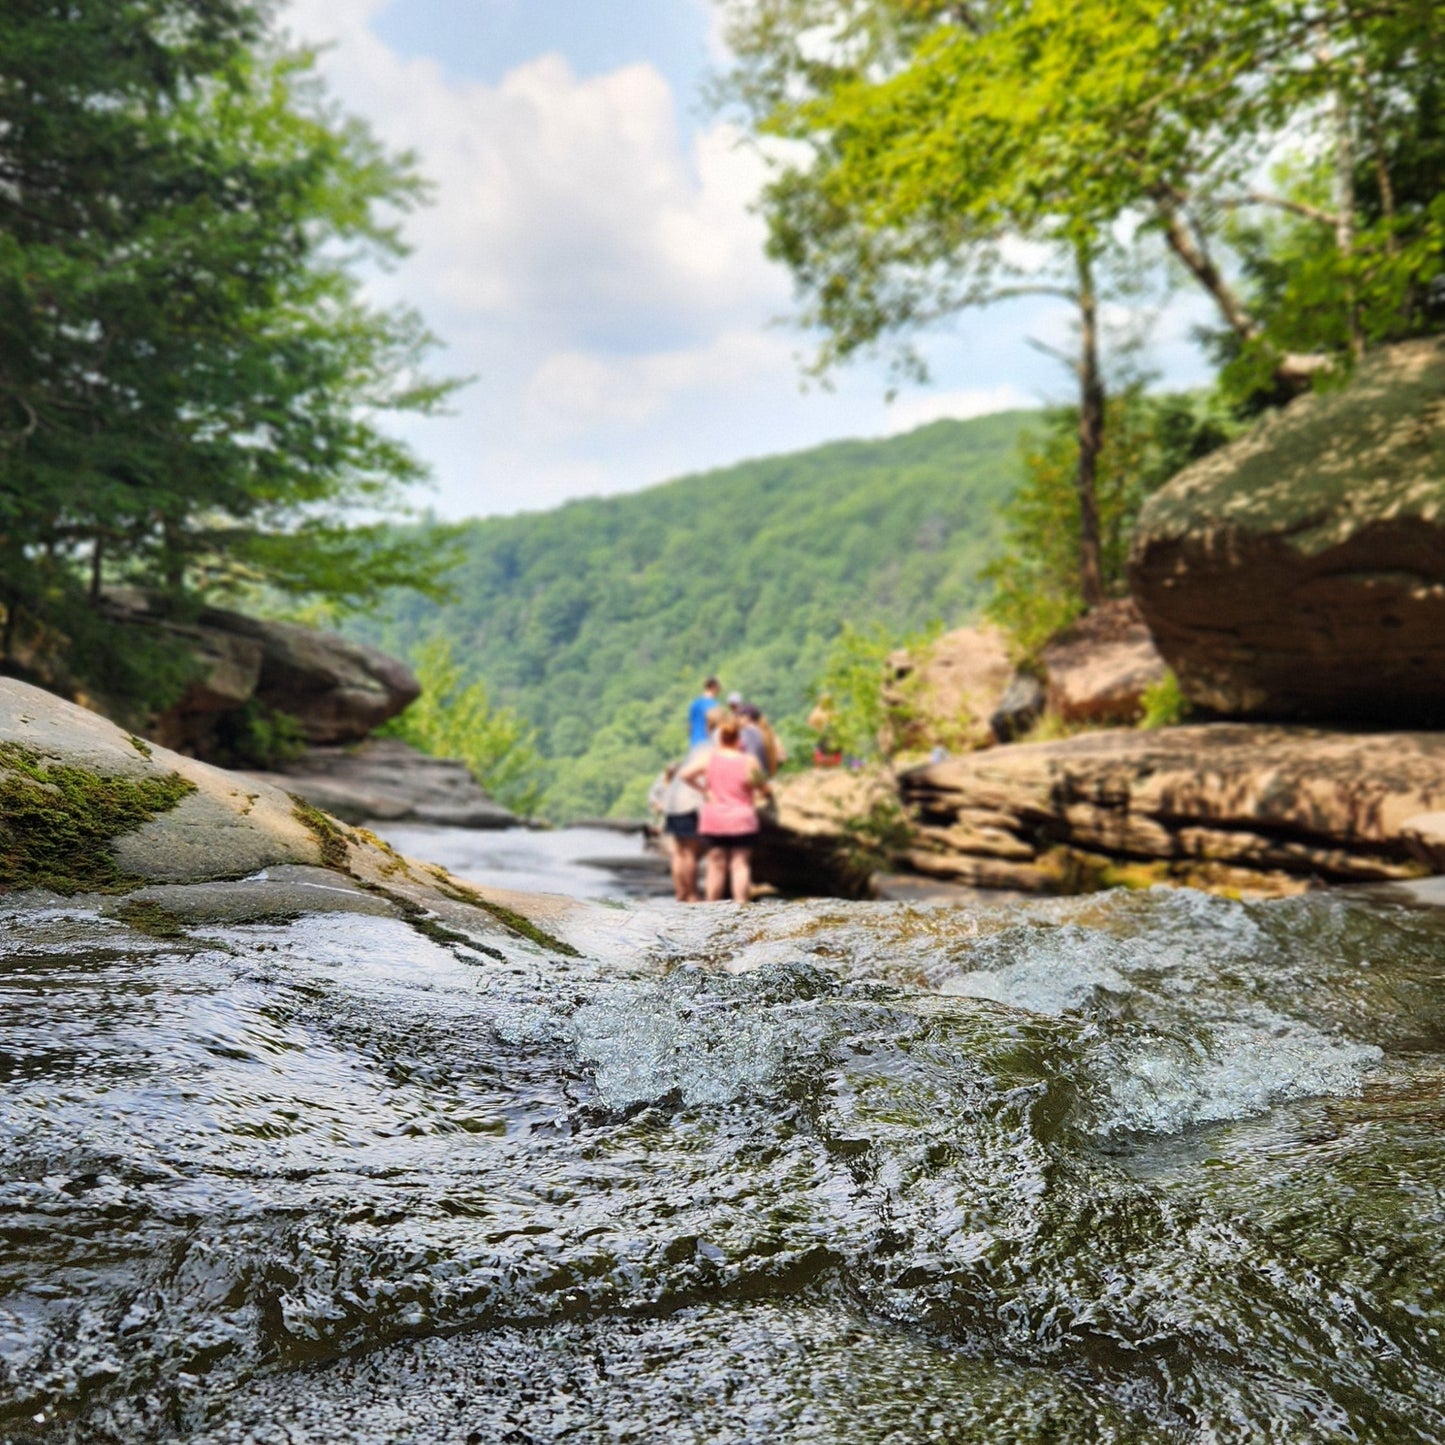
[1130,337,1445,721]
[882,625,1015,754]
[989,673,1044,744]
[198,607,420,744]
[99,591,420,750]
[900,723,1445,896]
[0,676,580,952]
[1041,599,1169,726]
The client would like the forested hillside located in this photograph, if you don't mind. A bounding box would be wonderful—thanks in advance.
[358,412,1028,818]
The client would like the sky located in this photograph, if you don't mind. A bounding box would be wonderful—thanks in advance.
[281,0,1214,521]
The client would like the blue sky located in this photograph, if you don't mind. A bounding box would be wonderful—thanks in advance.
[373,0,715,98]
[282,0,1211,520]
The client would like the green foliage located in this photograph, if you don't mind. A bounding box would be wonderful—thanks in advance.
[811,624,897,761]
[354,415,1024,818]
[211,701,308,770]
[984,392,1237,656]
[0,1,460,709]
[0,743,197,894]
[813,620,943,761]
[716,0,1445,422]
[1140,670,1189,731]
[381,637,545,816]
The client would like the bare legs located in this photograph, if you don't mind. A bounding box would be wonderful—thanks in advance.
[669,837,701,903]
[704,845,753,903]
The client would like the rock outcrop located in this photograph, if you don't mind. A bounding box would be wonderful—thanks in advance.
[198,607,420,744]
[1130,337,1445,721]
[0,677,574,952]
[754,767,901,899]
[99,590,419,752]
[882,625,1015,754]
[989,673,1044,744]
[1040,599,1169,726]
[900,723,1445,896]
[244,736,516,828]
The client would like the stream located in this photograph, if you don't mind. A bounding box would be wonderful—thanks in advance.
[3,827,1445,1442]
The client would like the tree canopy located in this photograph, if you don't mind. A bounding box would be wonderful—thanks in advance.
[714,0,1445,612]
[0,0,458,707]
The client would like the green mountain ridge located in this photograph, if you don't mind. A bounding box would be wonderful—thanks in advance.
[359,411,1032,818]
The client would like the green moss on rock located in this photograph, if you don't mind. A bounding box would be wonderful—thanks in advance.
[0,743,197,894]
[1136,337,1445,554]
[289,796,352,871]
[426,866,581,957]
[112,898,189,938]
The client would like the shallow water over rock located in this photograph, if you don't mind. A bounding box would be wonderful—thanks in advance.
[4,847,1445,1442]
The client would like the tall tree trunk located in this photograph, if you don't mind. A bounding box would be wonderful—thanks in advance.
[90,534,104,604]
[1074,241,1106,611]
[1331,85,1364,357]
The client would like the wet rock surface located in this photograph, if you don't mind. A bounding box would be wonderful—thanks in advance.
[243,737,516,829]
[1130,336,1445,721]
[901,722,1445,894]
[5,883,1445,1442]
[0,677,574,956]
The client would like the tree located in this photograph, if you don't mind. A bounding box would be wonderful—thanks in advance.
[715,0,1445,555]
[716,0,1153,608]
[0,0,458,706]
[381,638,544,815]
[983,391,1237,654]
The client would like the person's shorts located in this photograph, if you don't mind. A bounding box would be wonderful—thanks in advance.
[700,831,761,852]
[664,811,700,839]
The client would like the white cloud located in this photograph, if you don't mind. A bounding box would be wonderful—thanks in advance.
[525,330,790,437]
[273,2,1211,518]
[282,5,782,344]
[883,385,1036,434]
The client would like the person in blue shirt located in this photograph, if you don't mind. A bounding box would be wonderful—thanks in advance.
[688,677,721,747]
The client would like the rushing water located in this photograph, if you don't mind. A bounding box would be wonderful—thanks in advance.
[3,829,1445,1443]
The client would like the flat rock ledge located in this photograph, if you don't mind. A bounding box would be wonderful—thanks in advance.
[898,724,1445,897]
[244,736,518,829]
[0,678,576,955]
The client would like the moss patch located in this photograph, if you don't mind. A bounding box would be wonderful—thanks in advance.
[112,899,189,939]
[0,743,198,895]
[289,796,352,871]
[426,866,581,957]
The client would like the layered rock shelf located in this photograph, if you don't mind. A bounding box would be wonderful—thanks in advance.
[899,724,1445,896]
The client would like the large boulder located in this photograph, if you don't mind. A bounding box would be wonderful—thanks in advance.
[900,723,1445,896]
[1040,599,1169,726]
[197,607,420,744]
[753,767,902,899]
[98,591,420,750]
[882,625,1015,754]
[1130,337,1445,721]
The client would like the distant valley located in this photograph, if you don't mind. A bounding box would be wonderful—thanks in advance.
[354,412,1031,819]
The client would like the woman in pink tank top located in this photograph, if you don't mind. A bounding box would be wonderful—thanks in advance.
[679,717,771,902]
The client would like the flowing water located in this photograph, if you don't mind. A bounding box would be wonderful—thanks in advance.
[3,828,1445,1443]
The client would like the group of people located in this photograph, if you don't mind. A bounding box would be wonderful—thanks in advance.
[650,677,785,903]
